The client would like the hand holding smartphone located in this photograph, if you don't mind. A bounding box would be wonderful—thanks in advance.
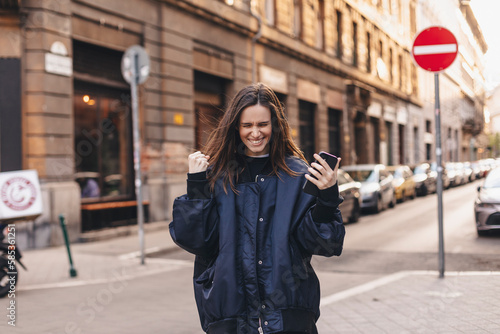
[302,151,339,196]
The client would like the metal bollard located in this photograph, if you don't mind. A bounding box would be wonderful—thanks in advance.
[59,214,78,278]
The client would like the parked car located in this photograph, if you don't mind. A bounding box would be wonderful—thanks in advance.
[431,162,450,189]
[478,159,493,178]
[483,158,499,177]
[454,162,468,185]
[474,167,500,236]
[387,165,416,202]
[463,162,476,182]
[445,162,462,187]
[337,169,362,223]
[470,161,482,180]
[342,164,396,213]
[412,163,437,196]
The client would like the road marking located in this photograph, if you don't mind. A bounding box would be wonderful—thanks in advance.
[320,270,500,306]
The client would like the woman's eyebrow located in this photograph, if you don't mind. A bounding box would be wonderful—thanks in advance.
[240,121,270,125]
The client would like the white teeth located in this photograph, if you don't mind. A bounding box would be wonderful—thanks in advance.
[250,139,263,144]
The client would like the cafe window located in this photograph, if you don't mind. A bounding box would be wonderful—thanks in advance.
[336,10,343,59]
[74,82,133,202]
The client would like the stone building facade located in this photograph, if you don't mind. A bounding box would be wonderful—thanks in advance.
[0,0,485,248]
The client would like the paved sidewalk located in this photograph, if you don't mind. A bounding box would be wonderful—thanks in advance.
[16,222,179,289]
[13,227,500,333]
[317,271,500,333]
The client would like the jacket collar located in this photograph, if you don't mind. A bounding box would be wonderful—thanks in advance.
[236,153,273,184]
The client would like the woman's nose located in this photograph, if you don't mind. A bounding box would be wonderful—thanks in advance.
[251,127,260,136]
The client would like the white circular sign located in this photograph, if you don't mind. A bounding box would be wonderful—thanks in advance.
[121,45,150,84]
[1,177,37,211]
[50,41,68,56]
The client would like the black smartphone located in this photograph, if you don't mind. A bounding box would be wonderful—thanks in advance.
[302,151,339,196]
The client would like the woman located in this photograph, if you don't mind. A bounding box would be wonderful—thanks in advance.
[170,83,345,334]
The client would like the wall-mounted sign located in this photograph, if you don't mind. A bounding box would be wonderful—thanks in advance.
[259,65,288,94]
[45,41,72,77]
[297,79,320,103]
[326,89,343,109]
[367,102,382,118]
[173,113,184,125]
[397,107,408,125]
[424,132,434,144]
[384,105,396,122]
[0,170,43,221]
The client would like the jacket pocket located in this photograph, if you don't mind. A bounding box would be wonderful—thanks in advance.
[195,262,216,289]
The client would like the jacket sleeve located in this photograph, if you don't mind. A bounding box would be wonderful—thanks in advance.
[169,195,219,258]
[293,186,345,257]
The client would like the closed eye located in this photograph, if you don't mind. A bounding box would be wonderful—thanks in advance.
[240,122,270,128]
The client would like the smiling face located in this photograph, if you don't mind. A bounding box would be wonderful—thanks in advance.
[238,104,272,157]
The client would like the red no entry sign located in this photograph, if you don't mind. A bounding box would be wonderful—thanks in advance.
[412,26,458,72]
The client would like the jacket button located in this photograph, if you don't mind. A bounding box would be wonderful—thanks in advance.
[261,305,266,309]
[258,260,263,265]
[260,178,264,182]
[259,217,263,222]
[264,321,268,326]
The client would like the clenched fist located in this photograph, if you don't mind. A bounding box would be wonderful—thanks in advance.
[188,151,210,174]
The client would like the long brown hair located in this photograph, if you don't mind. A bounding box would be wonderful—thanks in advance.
[204,83,306,193]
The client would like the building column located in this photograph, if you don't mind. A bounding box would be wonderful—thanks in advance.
[20,0,80,248]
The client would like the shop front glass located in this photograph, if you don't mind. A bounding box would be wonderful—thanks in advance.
[74,83,133,202]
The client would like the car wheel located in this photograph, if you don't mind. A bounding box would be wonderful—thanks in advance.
[374,195,383,213]
[477,230,489,237]
[349,199,361,223]
[421,184,428,196]
[389,192,396,208]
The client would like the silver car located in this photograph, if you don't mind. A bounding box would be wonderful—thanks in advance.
[474,167,500,236]
[342,164,396,213]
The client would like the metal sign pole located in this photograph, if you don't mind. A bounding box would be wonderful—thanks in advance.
[121,45,149,266]
[412,27,456,279]
[131,52,145,265]
[434,73,445,278]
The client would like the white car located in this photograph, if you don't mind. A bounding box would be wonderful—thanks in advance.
[474,167,500,236]
[342,164,396,213]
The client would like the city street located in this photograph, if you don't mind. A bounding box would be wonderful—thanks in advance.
[2,0,499,333]
[317,178,500,276]
[2,179,500,333]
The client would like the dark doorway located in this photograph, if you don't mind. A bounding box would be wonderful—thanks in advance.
[370,117,380,163]
[386,121,393,165]
[0,58,22,172]
[399,124,405,164]
[299,100,316,162]
[354,112,368,164]
[328,108,342,156]
[194,71,227,150]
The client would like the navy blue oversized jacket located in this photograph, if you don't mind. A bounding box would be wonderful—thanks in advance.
[170,156,345,334]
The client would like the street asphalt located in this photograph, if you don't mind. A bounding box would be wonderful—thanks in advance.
[2,223,500,333]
